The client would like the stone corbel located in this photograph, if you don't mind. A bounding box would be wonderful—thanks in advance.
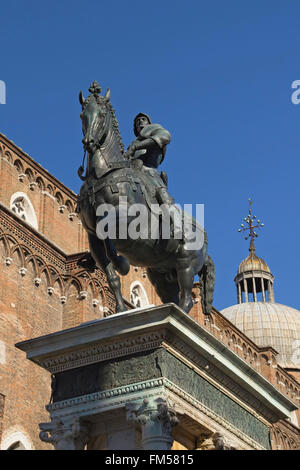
[195,432,214,450]
[69,212,77,221]
[18,173,26,183]
[58,205,66,214]
[29,182,38,191]
[39,415,90,450]
[126,397,179,450]
[79,290,88,300]
[211,432,238,450]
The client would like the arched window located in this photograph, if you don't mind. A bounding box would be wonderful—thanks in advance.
[10,192,38,230]
[130,281,149,308]
[1,430,33,450]
[7,441,26,450]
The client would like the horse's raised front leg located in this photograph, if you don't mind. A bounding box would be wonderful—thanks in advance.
[88,233,127,313]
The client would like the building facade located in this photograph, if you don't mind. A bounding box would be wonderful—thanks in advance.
[0,132,299,450]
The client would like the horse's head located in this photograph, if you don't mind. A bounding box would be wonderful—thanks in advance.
[79,81,111,155]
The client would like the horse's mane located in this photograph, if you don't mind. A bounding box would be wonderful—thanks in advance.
[83,93,125,155]
[105,99,125,155]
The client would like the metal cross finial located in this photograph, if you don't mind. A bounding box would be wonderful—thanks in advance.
[238,199,264,252]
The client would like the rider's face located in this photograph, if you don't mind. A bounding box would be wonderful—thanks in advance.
[135,116,149,134]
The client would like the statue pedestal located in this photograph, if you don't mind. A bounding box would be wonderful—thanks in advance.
[16,303,296,450]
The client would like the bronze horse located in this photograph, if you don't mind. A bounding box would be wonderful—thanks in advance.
[77,82,215,314]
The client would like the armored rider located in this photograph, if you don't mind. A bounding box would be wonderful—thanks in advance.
[127,113,183,252]
[127,112,174,207]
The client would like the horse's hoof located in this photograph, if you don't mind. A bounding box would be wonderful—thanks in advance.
[113,256,130,276]
[115,305,127,313]
[179,298,194,314]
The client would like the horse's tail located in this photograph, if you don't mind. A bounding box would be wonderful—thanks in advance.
[198,254,215,314]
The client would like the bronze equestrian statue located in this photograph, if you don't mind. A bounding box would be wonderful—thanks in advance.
[77,81,215,315]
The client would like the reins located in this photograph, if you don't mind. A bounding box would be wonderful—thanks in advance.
[77,149,87,181]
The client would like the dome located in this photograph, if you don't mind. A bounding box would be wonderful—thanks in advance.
[238,252,271,275]
[221,302,300,368]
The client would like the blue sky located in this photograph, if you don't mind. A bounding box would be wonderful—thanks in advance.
[1,1,300,311]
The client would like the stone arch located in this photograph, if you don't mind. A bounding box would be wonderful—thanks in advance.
[1,428,33,450]
[36,176,45,191]
[10,192,38,230]
[98,285,107,311]
[253,352,258,368]
[65,199,74,213]
[4,150,12,162]
[86,279,98,299]
[247,348,253,362]
[25,257,38,280]
[0,234,10,257]
[62,279,84,328]
[55,191,64,206]
[284,379,289,394]
[13,158,24,174]
[34,256,46,278]
[11,246,25,267]
[130,281,149,308]
[46,184,54,195]
[53,276,65,297]
[40,266,51,289]
[65,277,82,297]
[25,168,34,182]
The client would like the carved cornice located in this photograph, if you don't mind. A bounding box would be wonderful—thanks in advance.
[39,330,169,373]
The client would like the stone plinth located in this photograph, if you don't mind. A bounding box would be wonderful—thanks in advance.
[16,303,297,450]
